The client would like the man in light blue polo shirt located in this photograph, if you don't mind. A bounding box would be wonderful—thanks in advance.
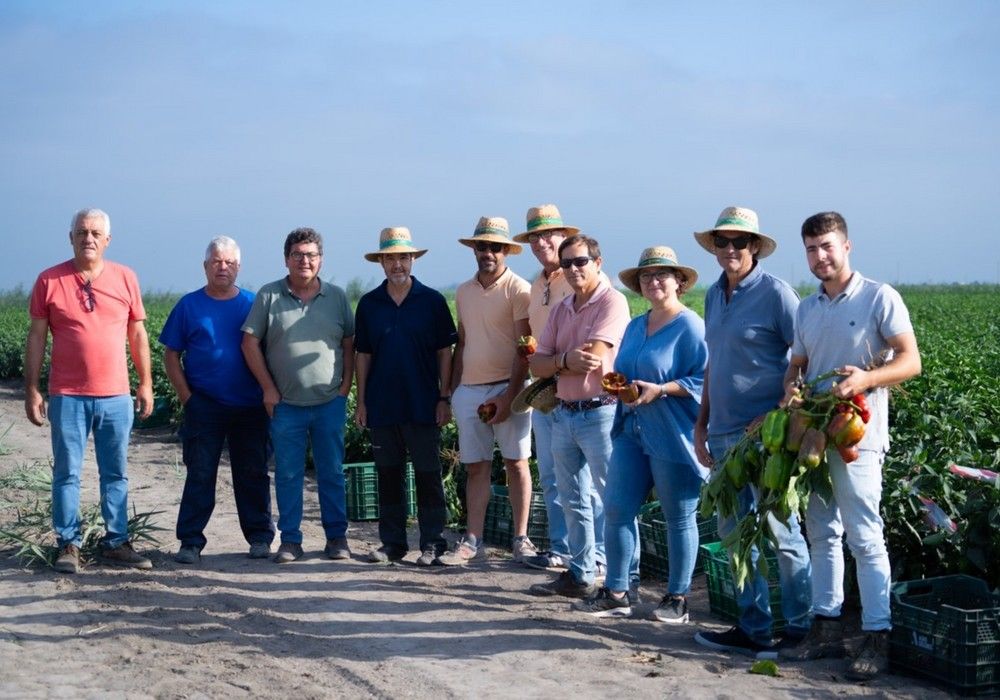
[242,227,355,564]
[691,207,812,658]
[779,211,921,681]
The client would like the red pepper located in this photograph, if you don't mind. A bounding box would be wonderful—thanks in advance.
[851,394,868,412]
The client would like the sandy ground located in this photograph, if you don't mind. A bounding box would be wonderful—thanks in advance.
[0,380,945,699]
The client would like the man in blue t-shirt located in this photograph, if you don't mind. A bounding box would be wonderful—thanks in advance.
[160,236,274,564]
[354,227,457,566]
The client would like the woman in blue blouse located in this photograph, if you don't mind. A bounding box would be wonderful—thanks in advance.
[573,246,707,622]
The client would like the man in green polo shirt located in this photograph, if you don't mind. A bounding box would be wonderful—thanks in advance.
[242,227,355,564]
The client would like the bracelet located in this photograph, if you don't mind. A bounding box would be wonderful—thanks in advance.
[659,384,667,398]
[438,396,451,404]
[560,353,568,370]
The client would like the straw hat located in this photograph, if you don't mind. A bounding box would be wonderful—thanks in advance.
[364,227,428,262]
[693,206,777,258]
[618,246,699,295]
[512,204,581,243]
[512,376,558,414]
[458,216,523,254]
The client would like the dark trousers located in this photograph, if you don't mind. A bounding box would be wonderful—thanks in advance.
[371,423,448,554]
[176,392,275,549]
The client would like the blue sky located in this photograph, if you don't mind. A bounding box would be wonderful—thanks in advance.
[2,1,998,293]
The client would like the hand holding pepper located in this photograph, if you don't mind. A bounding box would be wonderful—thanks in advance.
[832,365,872,399]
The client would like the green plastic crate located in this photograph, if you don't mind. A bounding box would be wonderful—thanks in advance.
[483,485,550,550]
[890,575,1000,696]
[637,501,719,580]
[343,462,416,521]
[700,541,785,632]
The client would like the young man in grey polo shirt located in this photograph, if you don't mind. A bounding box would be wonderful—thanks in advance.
[779,211,921,681]
[242,227,355,564]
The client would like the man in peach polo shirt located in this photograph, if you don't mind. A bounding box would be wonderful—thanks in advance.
[527,235,631,597]
[438,217,537,566]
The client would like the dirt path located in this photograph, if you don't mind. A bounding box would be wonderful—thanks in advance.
[0,380,941,698]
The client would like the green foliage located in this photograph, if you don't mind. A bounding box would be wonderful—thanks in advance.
[0,462,165,568]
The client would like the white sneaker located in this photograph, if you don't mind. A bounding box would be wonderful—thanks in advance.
[512,536,538,563]
[437,536,485,566]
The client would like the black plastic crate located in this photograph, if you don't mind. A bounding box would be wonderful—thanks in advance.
[890,575,1000,696]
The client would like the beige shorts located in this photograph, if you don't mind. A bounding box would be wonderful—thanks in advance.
[453,382,532,463]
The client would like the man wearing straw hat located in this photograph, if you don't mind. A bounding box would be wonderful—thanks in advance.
[354,228,457,566]
[690,206,812,657]
[526,234,630,598]
[242,227,355,564]
[437,217,537,566]
[510,204,578,572]
[779,211,921,680]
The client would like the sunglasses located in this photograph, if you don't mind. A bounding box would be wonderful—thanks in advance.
[712,234,754,250]
[474,242,505,253]
[559,256,594,269]
[78,280,95,312]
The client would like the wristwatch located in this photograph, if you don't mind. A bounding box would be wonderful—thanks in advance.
[438,396,451,405]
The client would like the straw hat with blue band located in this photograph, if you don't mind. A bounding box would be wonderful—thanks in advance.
[512,203,581,244]
[618,246,699,295]
[458,216,523,254]
[364,227,428,262]
[692,206,778,258]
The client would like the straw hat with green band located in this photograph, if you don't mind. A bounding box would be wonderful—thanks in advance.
[364,227,428,262]
[693,206,778,258]
[512,203,581,243]
[512,375,558,414]
[458,216,523,254]
[618,246,699,295]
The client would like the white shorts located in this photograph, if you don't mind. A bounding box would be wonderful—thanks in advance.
[453,382,532,463]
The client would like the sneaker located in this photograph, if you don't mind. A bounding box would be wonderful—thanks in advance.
[846,630,890,681]
[274,542,304,564]
[248,542,271,559]
[415,546,443,567]
[756,631,807,660]
[101,542,153,570]
[572,587,633,618]
[627,580,642,606]
[511,536,538,563]
[325,537,351,560]
[53,544,80,574]
[528,570,598,599]
[779,616,846,660]
[437,536,484,566]
[523,551,568,571]
[367,545,405,564]
[174,545,201,565]
[652,594,689,624]
[695,626,770,657]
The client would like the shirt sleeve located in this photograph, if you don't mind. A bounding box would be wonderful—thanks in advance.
[511,277,530,322]
[353,297,372,354]
[124,267,146,322]
[876,284,913,340]
[776,281,800,347]
[434,294,458,350]
[588,290,631,347]
[241,287,270,338]
[340,290,355,337]
[673,313,708,402]
[536,303,561,356]
[158,296,188,351]
[28,274,48,320]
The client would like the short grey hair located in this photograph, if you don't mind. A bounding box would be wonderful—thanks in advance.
[205,235,241,264]
[71,208,110,234]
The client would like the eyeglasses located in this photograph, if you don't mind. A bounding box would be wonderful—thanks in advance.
[527,231,557,244]
[289,251,321,261]
[78,280,95,312]
[474,242,505,253]
[639,270,675,284]
[712,234,754,250]
[559,256,594,269]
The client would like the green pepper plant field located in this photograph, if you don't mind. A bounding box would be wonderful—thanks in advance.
[1,285,998,583]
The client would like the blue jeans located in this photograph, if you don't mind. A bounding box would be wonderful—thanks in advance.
[711,430,812,642]
[371,423,447,554]
[608,413,703,595]
[270,396,348,544]
[550,403,615,585]
[531,410,569,558]
[49,395,134,549]
[176,392,275,550]
[806,448,890,631]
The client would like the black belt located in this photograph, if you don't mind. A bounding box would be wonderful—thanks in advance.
[469,379,509,387]
[560,394,618,412]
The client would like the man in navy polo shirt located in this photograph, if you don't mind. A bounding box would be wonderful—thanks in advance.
[354,227,457,566]
[161,236,275,564]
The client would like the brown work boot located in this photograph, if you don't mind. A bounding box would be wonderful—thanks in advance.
[779,616,846,660]
[846,630,889,681]
[53,544,80,574]
[100,541,153,570]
